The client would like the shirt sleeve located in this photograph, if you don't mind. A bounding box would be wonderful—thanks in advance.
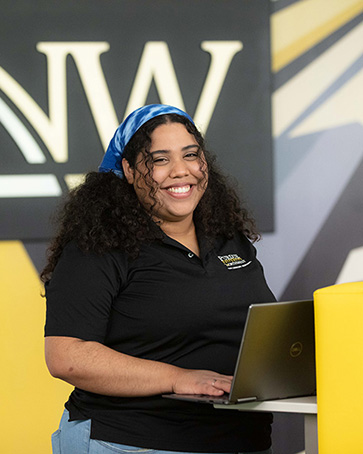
[44,241,127,342]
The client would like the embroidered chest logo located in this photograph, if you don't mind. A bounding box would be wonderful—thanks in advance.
[217,254,252,270]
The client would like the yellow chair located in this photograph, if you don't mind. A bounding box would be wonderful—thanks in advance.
[314,281,363,453]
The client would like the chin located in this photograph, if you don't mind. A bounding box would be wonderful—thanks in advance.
[154,208,194,223]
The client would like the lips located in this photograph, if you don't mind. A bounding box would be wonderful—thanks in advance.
[166,185,191,194]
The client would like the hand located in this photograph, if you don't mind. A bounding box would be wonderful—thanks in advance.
[172,369,233,396]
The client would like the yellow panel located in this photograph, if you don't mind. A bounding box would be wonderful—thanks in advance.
[0,241,72,454]
[314,282,363,453]
[271,0,363,72]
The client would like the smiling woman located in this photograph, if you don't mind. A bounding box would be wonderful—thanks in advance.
[123,123,207,221]
[122,121,208,255]
[41,104,275,454]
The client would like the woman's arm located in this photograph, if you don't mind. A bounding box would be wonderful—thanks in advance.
[45,336,232,397]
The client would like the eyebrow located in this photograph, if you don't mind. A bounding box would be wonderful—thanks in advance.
[149,145,199,156]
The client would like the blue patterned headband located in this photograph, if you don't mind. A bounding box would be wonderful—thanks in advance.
[99,104,195,178]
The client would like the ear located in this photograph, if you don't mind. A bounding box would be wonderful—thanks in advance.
[122,158,135,184]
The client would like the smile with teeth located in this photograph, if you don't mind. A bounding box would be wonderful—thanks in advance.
[166,185,191,194]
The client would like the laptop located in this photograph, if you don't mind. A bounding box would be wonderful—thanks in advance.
[163,300,316,405]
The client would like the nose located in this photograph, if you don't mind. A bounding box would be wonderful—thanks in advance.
[169,158,190,178]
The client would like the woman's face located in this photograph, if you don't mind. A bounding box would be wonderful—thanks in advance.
[122,122,207,225]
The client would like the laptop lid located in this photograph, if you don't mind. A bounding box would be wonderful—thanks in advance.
[229,299,316,402]
[163,299,316,405]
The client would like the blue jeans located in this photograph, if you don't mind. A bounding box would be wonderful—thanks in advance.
[52,409,273,454]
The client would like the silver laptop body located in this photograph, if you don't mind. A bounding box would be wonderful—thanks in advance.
[163,300,316,405]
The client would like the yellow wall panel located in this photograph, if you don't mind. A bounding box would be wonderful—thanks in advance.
[271,0,363,71]
[314,282,363,453]
[0,241,72,454]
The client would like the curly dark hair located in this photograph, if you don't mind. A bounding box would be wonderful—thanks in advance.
[40,114,259,282]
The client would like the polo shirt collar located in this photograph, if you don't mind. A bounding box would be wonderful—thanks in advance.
[159,227,218,262]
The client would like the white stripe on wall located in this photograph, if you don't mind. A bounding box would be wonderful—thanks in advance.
[0,174,62,197]
[0,98,46,164]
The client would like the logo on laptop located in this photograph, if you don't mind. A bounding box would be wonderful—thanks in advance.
[217,254,252,270]
[290,342,303,357]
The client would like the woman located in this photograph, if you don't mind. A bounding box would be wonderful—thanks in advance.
[42,104,275,454]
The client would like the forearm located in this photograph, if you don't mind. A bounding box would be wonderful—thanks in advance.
[45,336,232,397]
[45,337,180,397]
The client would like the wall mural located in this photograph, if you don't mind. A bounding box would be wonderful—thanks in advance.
[0,0,362,453]
[0,0,273,238]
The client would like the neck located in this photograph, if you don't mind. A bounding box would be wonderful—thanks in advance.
[159,216,194,237]
[158,216,200,256]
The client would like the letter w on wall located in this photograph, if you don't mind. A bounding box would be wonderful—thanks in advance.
[0,41,242,165]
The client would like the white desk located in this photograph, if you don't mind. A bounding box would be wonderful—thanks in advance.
[214,396,318,454]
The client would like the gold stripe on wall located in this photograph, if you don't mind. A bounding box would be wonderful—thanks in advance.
[271,0,363,72]
[0,241,71,453]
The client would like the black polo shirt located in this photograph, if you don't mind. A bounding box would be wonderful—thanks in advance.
[45,232,276,452]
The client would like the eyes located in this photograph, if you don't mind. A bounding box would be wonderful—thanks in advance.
[151,150,200,166]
